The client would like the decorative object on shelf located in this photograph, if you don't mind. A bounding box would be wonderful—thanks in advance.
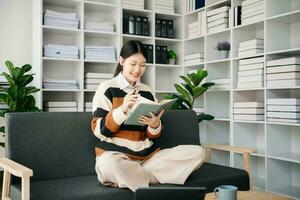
[168,50,176,65]
[164,69,215,122]
[0,60,40,147]
[216,41,230,59]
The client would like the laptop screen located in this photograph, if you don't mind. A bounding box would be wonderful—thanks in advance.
[135,186,206,200]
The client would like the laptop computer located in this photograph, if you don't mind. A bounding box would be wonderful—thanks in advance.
[135,186,206,200]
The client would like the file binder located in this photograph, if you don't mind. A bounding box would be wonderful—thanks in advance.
[161,45,168,64]
[156,45,162,64]
[129,15,135,34]
[155,19,162,37]
[167,20,174,38]
[135,16,142,35]
[142,16,150,36]
[123,14,129,34]
[161,19,168,38]
[147,44,153,63]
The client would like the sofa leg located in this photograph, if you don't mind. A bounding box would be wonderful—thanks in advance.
[2,170,11,200]
[243,152,252,190]
[22,176,30,200]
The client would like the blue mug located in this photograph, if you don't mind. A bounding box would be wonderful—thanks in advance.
[214,185,237,200]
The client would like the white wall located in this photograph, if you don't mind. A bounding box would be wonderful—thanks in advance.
[0,0,33,73]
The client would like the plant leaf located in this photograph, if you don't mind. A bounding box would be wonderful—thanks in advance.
[5,60,14,75]
[1,72,15,85]
[197,113,215,122]
[0,126,4,133]
[192,86,207,98]
[174,84,192,103]
[179,75,193,87]
[202,82,215,88]
[181,83,193,96]
[196,69,208,82]
[21,64,32,73]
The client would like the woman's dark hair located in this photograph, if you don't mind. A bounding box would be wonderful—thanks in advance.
[114,40,147,77]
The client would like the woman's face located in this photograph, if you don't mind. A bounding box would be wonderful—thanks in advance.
[120,53,146,86]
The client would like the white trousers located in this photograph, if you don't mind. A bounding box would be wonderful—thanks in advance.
[95,145,206,192]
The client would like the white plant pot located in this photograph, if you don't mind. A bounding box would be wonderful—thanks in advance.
[219,50,229,59]
[169,58,176,65]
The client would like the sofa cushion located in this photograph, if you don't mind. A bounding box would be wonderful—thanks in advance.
[10,162,249,200]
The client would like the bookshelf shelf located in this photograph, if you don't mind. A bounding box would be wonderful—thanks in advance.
[42,57,81,62]
[43,25,80,33]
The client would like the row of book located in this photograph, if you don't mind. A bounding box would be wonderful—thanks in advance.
[123,14,150,36]
[234,101,264,121]
[155,0,175,14]
[237,56,264,89]
[187,11,205,38]
[238,38,264,58]
[43,9,79,29]
[155,19,174,38]
[44,101,77,112]
[184,53,204,66]
[184,0,205,13]
[43,79,78,90]
[241,0,265,25]
[207,6,230,34]
[122,0,144,10]
[85,21,115,33]
[85,102,93,112]
[266,57,300,88]
[210,78,230,90]
[84,73,113,90]
[84,46,116,61]
[44,44,79,59]
[267,98,300,123]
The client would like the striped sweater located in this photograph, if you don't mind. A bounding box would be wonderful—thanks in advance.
[91,73,162,160]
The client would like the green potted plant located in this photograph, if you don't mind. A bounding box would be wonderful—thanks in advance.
[164,68,215,122]
[216,41,230,59]
[0,60,40,147]
[168,50,176,65]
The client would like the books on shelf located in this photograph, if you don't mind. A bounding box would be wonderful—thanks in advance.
[234,101,264,121]
[122,0,144,10]
[237,81,263,89]
[266,65,300,74]
[239,63,264,71]
[44,101,77,112]
[238,39,264,57]
[208,23,228,34]
[43,9,79,29]
[187,11,205,38]
[241,0,264,25]
[239,56,264,65]
[206,6,230,33]
[242,13,264,25]
[238,75,264,83]
[155,0,175,14]
[84,102,93,112]
[84,46,116,61]
[43,79,78,89]
[84,72,113,79]
[238,69,263,77]
[193,107,204,113]
[210,78,230,90]
[266,57,300,66]
[211,78,230,84]
[207,6,230,17]
[44,44,79,59]
[267,72,300,80]
[238,49,264,58]
[184,52,204,65]
[84,73,113,90]
[85,21,115,33]
[267,80,300,88]
[267,98,300,123]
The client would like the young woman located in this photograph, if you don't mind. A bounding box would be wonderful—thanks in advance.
[91,40,205,192]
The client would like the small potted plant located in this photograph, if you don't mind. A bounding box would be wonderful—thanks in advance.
[216,41,230,59]
[168,50,176,65]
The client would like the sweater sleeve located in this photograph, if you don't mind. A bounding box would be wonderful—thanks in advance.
[91,83,127,139]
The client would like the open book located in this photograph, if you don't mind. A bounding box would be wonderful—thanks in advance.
[124,96,177,126]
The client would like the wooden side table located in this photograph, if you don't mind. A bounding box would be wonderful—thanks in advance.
[205,191,292,200]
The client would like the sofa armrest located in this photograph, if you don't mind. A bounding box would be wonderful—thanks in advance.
[0,158,33,200]
[202,144,256,190]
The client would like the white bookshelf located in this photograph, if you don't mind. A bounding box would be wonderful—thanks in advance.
[33,0,300,199]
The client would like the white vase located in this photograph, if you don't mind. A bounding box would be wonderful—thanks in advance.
[169,58,176,65]
[219,50,229,59]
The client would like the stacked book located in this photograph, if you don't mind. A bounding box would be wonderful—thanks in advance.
[84,72,113,90]
[238,38,264,58]
[267,98,300,123]
[210,78,230,90]
[241,0,265,25]
[237,56,264,89]
[85,21,115,32]
[44,44,79,59]
[44,101,77,112]
[43,9,79,29]
[155,0,174,14]
[266,57,300,88]
[84,46,116,61]
[187,11,206,38]
[85,102,93,112]
[43,79,78,89]
[234,101,264,121]
[207,6,230,34]
[122,0,144,10]
[184,53,204,66]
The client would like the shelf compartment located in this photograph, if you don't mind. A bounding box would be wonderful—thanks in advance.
[266,0,300,18]
[155,67,182,92]
[206,31,231,62]
[233,122,265,155]
[155,40,183,65]
[205,120,230,144]
[209,149,230,167]
[206,91,230,119]
[184,37,205,65]
[233,153,266,189]
[232,21,264,59]
[206,61,230,91]
[267,158,300,199]
[266,11,300,53]
[267,124,300,163]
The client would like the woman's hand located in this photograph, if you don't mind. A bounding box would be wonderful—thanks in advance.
[138,109,165,128]
[121,91,139,114]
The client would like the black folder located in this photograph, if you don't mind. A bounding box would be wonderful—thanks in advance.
[161,20,168,38]
[161,45,168,64]
[195,0,205,9]
[167,20,174,38]
[155,19,162,37]
[142,17,150,36]
[146,44,153,63]
[123,14,129,34]
[128,15,135,35]
[155,45,162,64]
[234,6,242,26]
[135,16,142,35]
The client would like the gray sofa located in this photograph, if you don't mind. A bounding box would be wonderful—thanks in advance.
[3,110,250,200]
